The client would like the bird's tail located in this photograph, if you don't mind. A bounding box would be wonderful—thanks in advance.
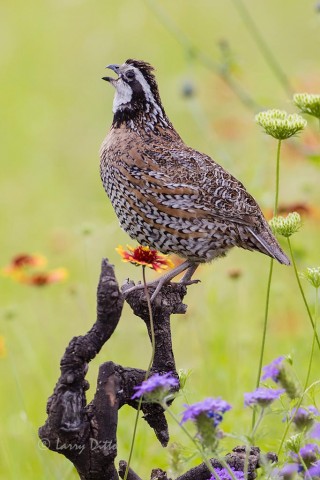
[247,226,290,265]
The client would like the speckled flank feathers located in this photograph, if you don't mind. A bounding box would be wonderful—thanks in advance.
[100,59,290,266]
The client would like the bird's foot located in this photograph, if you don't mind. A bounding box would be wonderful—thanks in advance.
[122,261,200,301]
[122,277,200,302]
[182,278,201,286]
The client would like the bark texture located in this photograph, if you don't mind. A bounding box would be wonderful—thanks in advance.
[39,259,277,479]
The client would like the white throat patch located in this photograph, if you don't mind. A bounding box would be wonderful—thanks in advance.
[112,79,133,113]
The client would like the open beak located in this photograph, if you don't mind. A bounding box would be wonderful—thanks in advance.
[102,64,120,83]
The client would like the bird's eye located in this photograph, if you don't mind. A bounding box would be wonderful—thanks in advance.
[125,70,135,81]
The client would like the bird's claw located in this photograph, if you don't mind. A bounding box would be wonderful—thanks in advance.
[182,278,201,286]
[122,278,200,301]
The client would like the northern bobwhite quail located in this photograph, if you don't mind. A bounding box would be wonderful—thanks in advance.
[100,59,290,296]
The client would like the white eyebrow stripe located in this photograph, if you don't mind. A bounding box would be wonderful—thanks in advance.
[131,67,163,116]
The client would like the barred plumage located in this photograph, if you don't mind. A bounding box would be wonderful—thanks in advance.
[100,59,289,290]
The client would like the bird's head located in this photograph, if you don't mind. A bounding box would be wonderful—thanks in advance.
[103,59,168,128]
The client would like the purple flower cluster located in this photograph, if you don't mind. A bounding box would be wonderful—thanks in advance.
[244,387,284,407]
[290,405,319,431]
[209,467,244,480]
[261,356,285,382]
[290,443,320,469]
[181,397,232,426]
[291,405,319,420]
[299,443,320,463]
[131,372,179,400]
[262,355,300,400]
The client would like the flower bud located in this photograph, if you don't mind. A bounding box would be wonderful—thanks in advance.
[290,406,319,431]
[255,109,307,140]
[269,212,301,238]
[293,93,320,120]
[302,267,320,289]
[285,433,303,454]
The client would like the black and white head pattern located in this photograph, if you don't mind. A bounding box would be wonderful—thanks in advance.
[106,59,168,126]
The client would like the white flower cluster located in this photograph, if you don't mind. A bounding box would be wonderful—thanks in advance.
[255,109,307,140]
[269,212,301,238]
[294,93,320,120]
[303,267,320,289]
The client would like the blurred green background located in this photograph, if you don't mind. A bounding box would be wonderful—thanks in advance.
[1,1,320,478]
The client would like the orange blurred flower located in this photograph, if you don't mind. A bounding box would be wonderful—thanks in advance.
[116,245,174,272]
[2,253,67,287]
[0,336,6,359]
[20,268,68,287]
[3,253,46,275]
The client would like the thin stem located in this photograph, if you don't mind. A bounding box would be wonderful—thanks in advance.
[250,407,265,445]
[252,247,274,429]
[287,238,320,350]
[276,253,320,454]
[274,140,282,213]
[277,401,303,456]
[143,266,156,373]
[252,139,282,427]
[124,266,156,480]
[230,0,293,96]
[255,259,274,394]
[303,287,318,391]
[243,446,250,480]
[161,402,215,475]
[277,380,320,456]
[123,398,143,480]
[298,454,312,480]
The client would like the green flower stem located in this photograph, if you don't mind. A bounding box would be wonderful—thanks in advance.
[231,0,292,96]
[298,454,312,480]
[253,139,281,427]
[124,398,143,480]
[303,287,318,391]
[243,446,250,480]
[124,266,156,480]
[161,401,239,480]
[255,258,274,393]
[161,401,216,476]
[277,379,320,456]
[276,246,320,454]
[287,238,320,350]
[250,407,265,445]
[274,140,281,213]
[143,266,156,374]
[277,395,306,456]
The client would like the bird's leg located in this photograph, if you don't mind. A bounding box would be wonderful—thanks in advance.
[149,261,198,301]
[179,263,199,284]
[123,260,194,300]
[149,262,200,301]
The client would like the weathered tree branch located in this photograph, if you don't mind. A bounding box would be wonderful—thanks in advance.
[39,259,277,479]
[39,259,187,479]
